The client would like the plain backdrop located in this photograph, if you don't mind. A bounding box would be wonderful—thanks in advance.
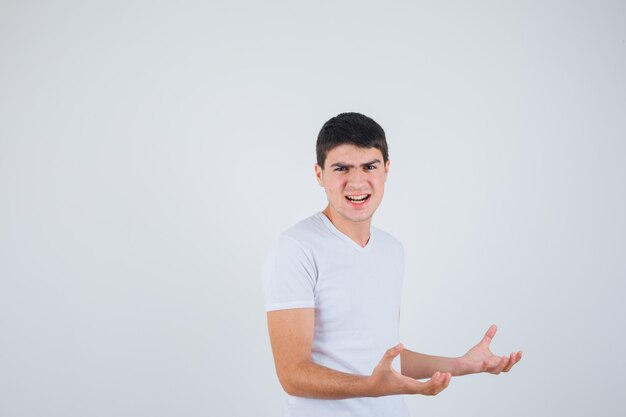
[1,1,625,416]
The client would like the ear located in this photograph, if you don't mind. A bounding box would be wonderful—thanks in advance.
[314,163,324,187]
[384,159,390,181]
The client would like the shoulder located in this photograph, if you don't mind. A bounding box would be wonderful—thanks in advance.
[281,213,325,240]
[263,215,324,283]
[267,213,327,258]
[276,213,329,250]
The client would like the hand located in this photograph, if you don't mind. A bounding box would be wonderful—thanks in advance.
[369,344,451,396]
[458,325,522,376]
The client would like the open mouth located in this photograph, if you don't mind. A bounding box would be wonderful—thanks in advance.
[345,194,371,205]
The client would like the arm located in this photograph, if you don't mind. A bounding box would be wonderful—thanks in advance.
[267,308,451,399]
[401,325,523,380]
[401,350,462,379]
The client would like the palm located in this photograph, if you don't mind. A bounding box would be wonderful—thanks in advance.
[459,325,522,375]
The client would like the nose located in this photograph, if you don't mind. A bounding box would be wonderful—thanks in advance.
[346,168,367,189]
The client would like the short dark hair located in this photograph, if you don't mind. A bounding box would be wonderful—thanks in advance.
[316,112,388,168]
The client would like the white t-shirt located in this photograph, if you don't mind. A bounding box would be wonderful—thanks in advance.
[263,212,410,417]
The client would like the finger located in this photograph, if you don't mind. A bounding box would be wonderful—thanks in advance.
[441,372,452,391]
[379,343,404,368]
[402,373,432,395]
[479,324,498,348]
[438,372,451,391]
[398,374,424,393]
[408,372,439,395]
[503,352,516,372]
[505,351,522,371]
[432,372,452,395]
[430,371,442,384]
[483,355,500,372]
[494,355,510,374]
[423,372,442,395]
[432,372,449,393]
[508,351,523,370]
[487,356,503,373]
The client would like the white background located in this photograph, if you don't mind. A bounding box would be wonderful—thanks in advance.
[1,1,625,416]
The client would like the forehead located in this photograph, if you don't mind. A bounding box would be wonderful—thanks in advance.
[324,144,384,165]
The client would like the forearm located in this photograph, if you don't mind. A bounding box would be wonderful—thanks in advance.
[279,359,377,399]
[401,349,467,379]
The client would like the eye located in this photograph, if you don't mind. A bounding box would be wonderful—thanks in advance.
[366,165,377,170]
[334,167,347,172]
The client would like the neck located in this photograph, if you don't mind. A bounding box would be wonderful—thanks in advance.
[322,206,372,247]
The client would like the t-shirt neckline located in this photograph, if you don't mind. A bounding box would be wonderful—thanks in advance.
[318,212,374,252]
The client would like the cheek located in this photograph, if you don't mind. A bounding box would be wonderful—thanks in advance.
[329,178,345,191]
[324,180,341,196]
[372,178,386,193]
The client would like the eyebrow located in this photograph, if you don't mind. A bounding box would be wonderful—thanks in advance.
[330,159,382,169]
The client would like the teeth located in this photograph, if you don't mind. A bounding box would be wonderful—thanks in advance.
[346,194,369,202]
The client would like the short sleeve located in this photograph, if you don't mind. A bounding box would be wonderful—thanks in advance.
[262,235,317,312]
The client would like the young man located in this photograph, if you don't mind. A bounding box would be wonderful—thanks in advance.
[262,112,522,417]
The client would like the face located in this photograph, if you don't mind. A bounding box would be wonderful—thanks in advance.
[315,144,390,225]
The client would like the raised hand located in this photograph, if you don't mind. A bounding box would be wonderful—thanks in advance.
[458,325,522,376]
[369,344,451,396]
